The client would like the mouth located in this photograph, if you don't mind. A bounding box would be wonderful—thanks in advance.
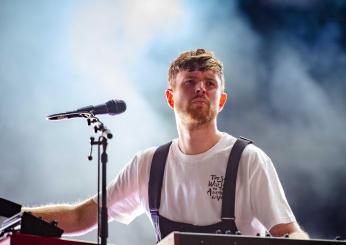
[190,99,210,110]
[191,100,208,104]
[191,97,209,104]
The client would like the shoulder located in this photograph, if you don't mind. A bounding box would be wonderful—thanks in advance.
[134,140,174,165]
[238,141,281,186]
[220,133,271,162]
[242,143,272,166]
[126,146,157,177]
[135,146,157,164]
[226,136,275,177]
[128,142,173,178]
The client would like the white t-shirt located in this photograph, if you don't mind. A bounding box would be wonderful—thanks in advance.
[93,133,296,235]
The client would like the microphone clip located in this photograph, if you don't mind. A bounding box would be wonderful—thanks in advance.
[87,117,113,140]
[86,115,112,163]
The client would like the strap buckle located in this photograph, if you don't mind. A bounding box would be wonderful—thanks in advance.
[150,209,159,215]
[239,136,253,143]
[221,217,235,221]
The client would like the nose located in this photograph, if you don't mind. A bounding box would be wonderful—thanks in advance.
[195,82,206,95]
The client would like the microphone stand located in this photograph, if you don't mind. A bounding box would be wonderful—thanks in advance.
[47,102,125,245]
[87,115,112,245]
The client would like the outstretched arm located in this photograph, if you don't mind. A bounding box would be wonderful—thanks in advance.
[22,198,98,236]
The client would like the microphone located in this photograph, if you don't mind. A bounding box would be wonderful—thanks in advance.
[47,99,126,120]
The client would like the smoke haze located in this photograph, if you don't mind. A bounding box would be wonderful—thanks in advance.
[0,0,345,244]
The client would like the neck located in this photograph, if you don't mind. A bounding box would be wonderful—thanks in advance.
[176,119,223,155]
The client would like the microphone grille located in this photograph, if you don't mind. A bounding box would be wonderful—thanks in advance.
[106,100,127,115]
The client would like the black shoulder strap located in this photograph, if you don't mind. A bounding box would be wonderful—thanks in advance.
[148,136,253,218]
[221,136,253,220]
[148,142,172,212]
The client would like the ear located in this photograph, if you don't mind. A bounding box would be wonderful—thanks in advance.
[218,92,227,112]
[165,88,174,109]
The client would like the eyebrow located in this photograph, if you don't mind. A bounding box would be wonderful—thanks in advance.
[184,75,217,80]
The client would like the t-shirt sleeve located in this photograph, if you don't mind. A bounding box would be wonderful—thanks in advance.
[92,152,148,224]
[246,145,296,230]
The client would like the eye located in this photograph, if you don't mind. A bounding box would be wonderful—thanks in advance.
[206,80,216,88]
[184,79,194,86]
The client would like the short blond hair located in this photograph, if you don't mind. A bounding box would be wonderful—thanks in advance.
[168,49,225,90]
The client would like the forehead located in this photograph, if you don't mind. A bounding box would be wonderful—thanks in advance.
[175,70,221,82]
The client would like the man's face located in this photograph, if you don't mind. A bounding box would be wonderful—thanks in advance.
[166,70,227,126]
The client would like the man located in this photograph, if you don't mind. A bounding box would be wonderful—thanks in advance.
[23,49,308,241]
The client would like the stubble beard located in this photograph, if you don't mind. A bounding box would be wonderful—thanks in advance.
[179,100,217,128]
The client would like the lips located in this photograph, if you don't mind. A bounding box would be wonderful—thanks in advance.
[191,96,209,104]
[190,99,209,110]
[192,100,208,104]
